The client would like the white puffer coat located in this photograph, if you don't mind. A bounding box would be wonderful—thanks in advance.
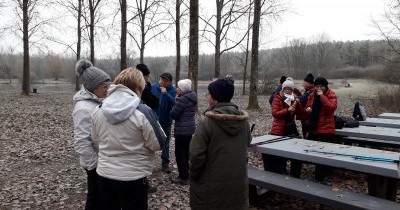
[91,84,160,181]
[72,87,102,170]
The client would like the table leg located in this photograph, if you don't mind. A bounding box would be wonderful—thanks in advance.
[367,174,397,200]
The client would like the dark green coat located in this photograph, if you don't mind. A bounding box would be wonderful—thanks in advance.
[189,102,251,210]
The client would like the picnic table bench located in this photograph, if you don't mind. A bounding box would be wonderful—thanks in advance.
[248,166,399,210]
[378,113,400,120]
[359,117,400,129]
[248,135,400,209]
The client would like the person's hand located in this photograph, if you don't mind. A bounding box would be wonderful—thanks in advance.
[316,90,323,95]
[306,107,312,113]
[160,87,167,93]
[288,106,295,112]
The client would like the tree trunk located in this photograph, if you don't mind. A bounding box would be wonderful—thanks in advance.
[247,0,260,109]
[214,0,223,78]
[139,4,146,64]
[89,0,95,64]
[242,0,251,95]
[175,0,181,86]
[120,0,127,71]
[189,0,198,94]
[76,0,82,91]
[22,0,30,95]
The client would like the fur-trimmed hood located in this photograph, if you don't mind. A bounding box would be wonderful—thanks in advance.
[204,102,249,136]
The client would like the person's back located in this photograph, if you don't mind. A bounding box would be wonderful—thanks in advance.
[190,76,251,210]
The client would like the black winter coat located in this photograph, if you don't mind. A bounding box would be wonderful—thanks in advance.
[170,91,197,136]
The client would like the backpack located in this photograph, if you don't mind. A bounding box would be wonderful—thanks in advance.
[335,115,360,129]
[353,102,367,121]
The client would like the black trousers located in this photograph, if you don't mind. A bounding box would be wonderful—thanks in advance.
[98,176,148,210]
[85,168,99,210]
[175,135,192,180]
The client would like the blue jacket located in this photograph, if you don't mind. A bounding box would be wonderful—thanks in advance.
[170,91,197,136]
[151,82,176,126]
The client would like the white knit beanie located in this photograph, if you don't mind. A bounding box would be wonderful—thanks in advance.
[282,79,295,90]
[75,59,111,92]
[178,79,192,93]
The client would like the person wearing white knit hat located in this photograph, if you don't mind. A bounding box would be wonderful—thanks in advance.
[170,78,197,185]
[263,76,302,178]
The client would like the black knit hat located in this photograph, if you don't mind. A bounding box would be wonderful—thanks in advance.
[160,72,173,82]
[314,77,329,88]
[136,64,150,76]
[208,75,234,102]
[279,76,287,84]
[304,73,314,84]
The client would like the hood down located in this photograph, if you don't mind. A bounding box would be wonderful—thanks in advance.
[101,84,141,124]
[205,102,249,136]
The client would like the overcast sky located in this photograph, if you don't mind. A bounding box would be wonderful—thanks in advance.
[142,0,386,57]
[0,0,387,58]
[268,0,385,47]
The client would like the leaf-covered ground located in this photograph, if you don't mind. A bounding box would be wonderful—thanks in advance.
[0,79,398,209]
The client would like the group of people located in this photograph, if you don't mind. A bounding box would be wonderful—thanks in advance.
[72,59,251,210]
[266,73,337,181]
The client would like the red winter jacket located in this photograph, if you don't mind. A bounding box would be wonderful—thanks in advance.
[270,93,303,136]
[305,89,337,134]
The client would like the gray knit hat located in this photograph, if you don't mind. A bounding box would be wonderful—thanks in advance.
[75,59,111,92]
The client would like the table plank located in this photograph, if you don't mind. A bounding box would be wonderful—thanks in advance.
[360,118,400,129]
[252,136,400,179]
[335,126,400,142]
[378,113,400,120]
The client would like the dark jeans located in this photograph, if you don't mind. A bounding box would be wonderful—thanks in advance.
[307,133,337,181]
[161,124,171,167]
[85,168,99,210]
[175,135,191,179]
[98,176,148,210]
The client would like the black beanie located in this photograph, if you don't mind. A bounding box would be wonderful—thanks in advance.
[304,73,314,84]
[314,77,329,88]
[136,64,150,76]
[208,76,235,102]
[279,76,287,84]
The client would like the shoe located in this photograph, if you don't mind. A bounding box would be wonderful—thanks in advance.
[171,177,189,185]
[161,165,172,173]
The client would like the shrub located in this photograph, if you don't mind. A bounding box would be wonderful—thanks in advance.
[377,85,400,112]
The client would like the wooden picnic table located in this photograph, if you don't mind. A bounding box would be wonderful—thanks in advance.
[378,113,400,120]
[251,135,400,200]
[359,117,400,129]
[335,125,400,147]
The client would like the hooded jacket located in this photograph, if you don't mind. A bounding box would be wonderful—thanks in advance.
[91,84,160,181]
[170,91,198,136]
[72,87,102,170]
[189,102,251,210]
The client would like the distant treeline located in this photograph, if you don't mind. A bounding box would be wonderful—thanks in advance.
[0,39,398,84]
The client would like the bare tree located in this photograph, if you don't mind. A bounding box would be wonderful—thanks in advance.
[189,0,198,93]
[201,0,251,78]
[55,0,84,90]
[81,0,104,64]
[372,0,400,56]
[247,0,260,109]
[128,0,173,64]
[9,0,50,95]
[120,0,127,70]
